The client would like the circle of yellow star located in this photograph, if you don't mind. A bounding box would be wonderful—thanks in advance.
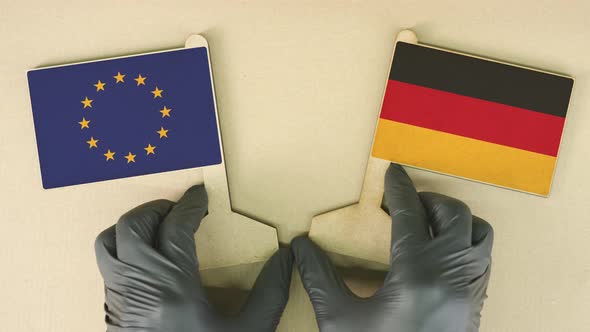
[81,96,93,108]
[157,127,169,138]
[93,80,106,92]
[104,149,115,161]
[159,106,172,118]
[124,152,137,163]
[86,137,99,148]
[134,74,147,86]
[144,144,156,155]
[151,86,163,98]
[114,72,125,83]
[78,117,90,129]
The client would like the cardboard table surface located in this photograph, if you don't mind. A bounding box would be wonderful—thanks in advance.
[1,1,589,331]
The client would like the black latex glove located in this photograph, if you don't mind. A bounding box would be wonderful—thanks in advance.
[95,185,293,332]
[292,164,494,332]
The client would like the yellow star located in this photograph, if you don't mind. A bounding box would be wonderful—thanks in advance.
[157,127,169,138]
[81,96,93,108]
[78,117,90,129]
[134,74,147,86]
[151,86,163,98]
[93,80,106,92]
[159,106,172,118]
[144,144,156,155]
[124,152,136,163]
[104,149,115,161]
[86,137,99,148]
[114,72,125,83]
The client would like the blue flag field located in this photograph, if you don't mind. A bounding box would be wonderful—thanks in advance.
[27,47,222,189]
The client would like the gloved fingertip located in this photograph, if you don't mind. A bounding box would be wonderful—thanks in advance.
[290,235,311,248]
[277,246,294,259]
[167,185,209,223]
[386,162,409,178]
[185,183,206,193]
[290,236,332,272]
[95,225,117,258]
[389,162,406,172]
[472,216,494,243]
[179,184,208,204]
[385,165,424,216]
[273,248,295,290]
[472,216,494,260]
[277,247,294,273]
[237,248,294,330]
[265,247,293,272]
[290,236,315,259]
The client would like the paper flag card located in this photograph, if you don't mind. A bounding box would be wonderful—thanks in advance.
[28,46,222,189]
[372,41,574,196]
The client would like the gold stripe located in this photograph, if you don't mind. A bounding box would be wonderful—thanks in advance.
[371,119,556,195]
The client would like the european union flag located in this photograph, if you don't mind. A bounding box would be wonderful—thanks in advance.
[27,47,222,189]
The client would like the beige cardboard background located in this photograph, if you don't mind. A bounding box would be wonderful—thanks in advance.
[1,1,589,331]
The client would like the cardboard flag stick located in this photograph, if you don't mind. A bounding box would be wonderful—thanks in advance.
[196,160,279,271]
[308,31,418,270]
[185,35,279,271]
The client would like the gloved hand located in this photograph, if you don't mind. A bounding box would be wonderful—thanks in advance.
[292,163,494,332]
[95,185,293,332]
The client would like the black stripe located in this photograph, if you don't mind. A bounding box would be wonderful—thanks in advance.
[390,42,573,117]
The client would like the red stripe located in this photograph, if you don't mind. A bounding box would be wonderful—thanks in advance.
[380,80,565,156]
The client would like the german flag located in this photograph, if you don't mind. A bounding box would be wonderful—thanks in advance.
[372,42,574,196]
